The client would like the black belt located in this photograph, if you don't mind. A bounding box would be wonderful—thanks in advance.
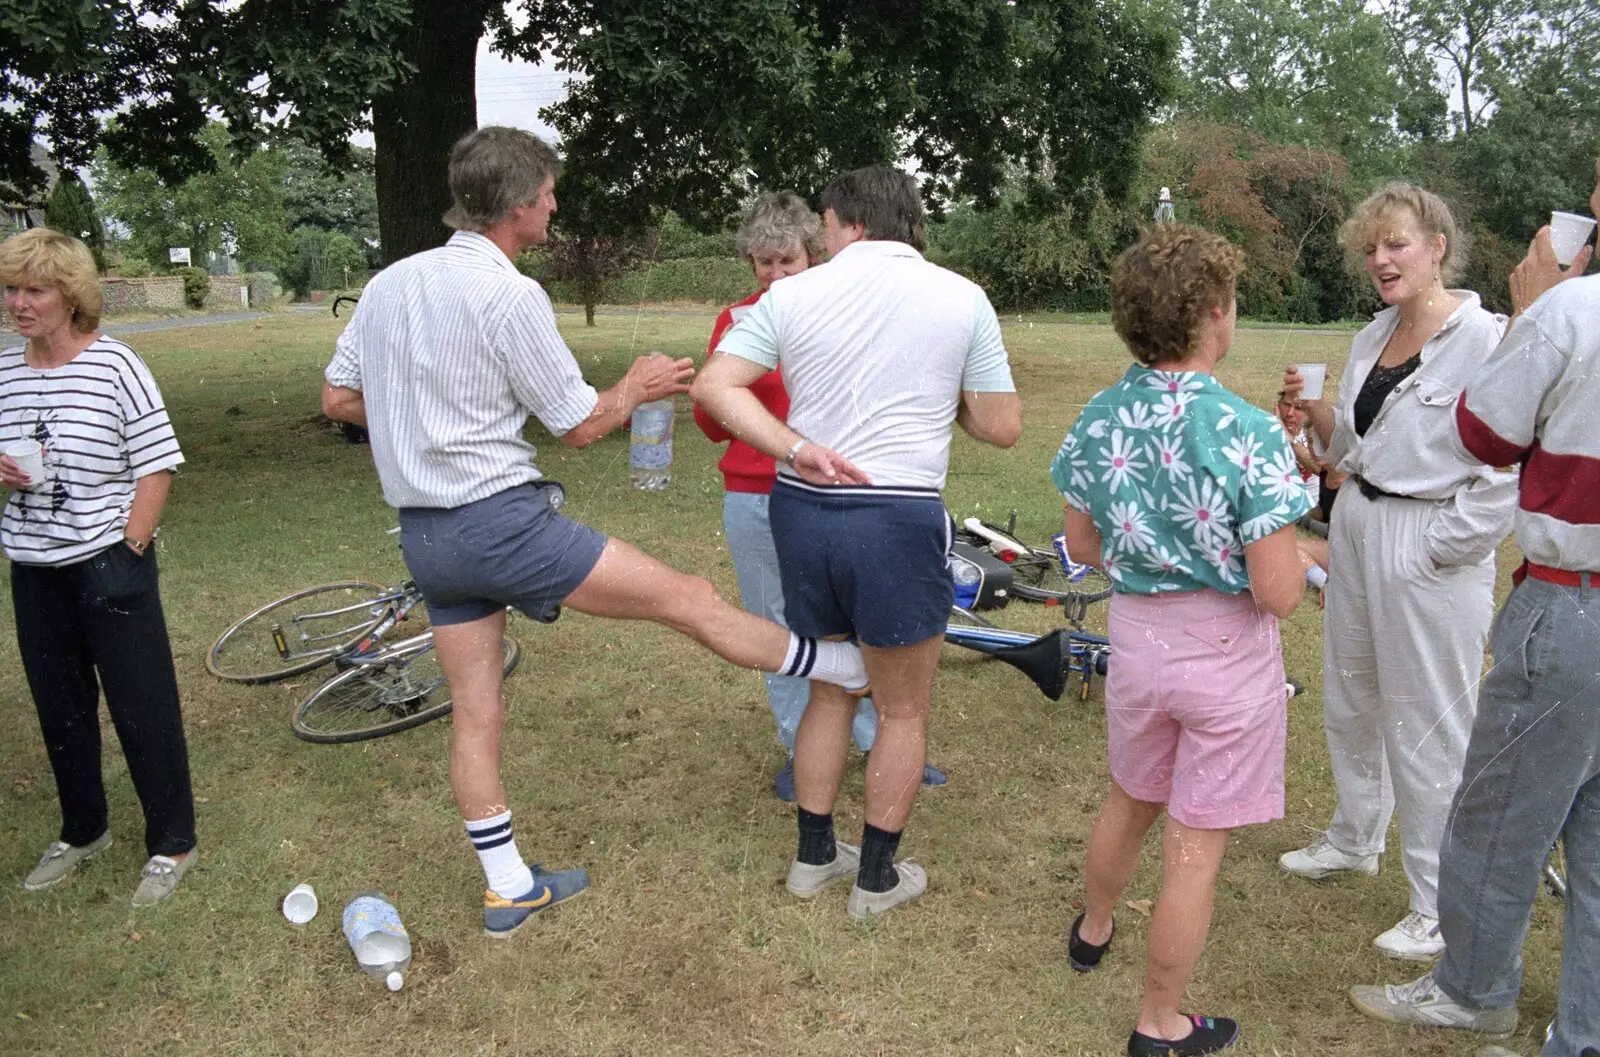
[1352,474,1419,502]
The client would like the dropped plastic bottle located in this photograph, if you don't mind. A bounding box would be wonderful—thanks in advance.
[629,396,675,491]
[343,892,412,992]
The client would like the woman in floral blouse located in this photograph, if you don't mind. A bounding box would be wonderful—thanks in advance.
[1050,224,1309,1057]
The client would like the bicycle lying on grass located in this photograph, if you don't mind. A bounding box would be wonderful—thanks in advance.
[207,577,520,744]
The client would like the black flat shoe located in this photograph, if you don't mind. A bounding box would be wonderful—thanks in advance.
[1127,1015,1239,1056]
[1068,910,1113,972]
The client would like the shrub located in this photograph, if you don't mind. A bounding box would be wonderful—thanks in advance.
[115,258,155,278]
[177,266,209,309]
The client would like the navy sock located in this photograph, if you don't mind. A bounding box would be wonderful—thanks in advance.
[796,808,836,866]
[857,822,903,893]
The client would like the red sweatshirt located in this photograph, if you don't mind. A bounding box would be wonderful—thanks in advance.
[692,290,790,494]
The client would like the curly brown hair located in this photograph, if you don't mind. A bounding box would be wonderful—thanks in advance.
[1111,224,1244,367]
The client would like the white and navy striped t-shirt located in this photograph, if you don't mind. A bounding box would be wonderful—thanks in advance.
[1,338,184,566]
[325,231,599,510]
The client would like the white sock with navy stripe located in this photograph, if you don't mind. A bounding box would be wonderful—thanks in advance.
[782,633,869,692]
[465,810,534,899]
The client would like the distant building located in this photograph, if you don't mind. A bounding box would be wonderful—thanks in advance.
[1,142,58,231]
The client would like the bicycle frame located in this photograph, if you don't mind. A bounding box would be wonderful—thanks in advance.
[944,618,1110,702]
[272,583,420,664]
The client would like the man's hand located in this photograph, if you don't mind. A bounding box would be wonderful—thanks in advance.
[623,354,694,405]
[1510,227,1592,317]
[791,442,870,486]
[321,383,367,426]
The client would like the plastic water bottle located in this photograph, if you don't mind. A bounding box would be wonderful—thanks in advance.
[342,892,411,992]
[629,398,674,491]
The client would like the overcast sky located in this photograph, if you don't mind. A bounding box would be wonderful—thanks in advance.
[351,39,566,148]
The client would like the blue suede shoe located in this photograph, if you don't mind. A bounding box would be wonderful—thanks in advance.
[921,763,949,788]
[483,865,590,939]
[773,757,797,802]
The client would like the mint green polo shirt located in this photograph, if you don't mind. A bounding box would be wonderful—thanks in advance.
[1050,365,1311,595]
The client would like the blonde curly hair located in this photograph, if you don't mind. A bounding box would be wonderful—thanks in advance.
[0,227,102,332]
[1111,224,1244,367]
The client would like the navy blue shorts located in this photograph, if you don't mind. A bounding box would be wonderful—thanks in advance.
[397,483,607,626]
[768,477,954,648]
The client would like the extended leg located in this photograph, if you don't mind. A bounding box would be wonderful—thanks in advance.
[564,539,864,688]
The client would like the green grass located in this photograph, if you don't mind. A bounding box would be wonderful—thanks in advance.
[0,309,1558,1057]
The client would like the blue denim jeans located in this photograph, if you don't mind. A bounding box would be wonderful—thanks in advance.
[1434,576,1600,1057]
[722,491,875,753]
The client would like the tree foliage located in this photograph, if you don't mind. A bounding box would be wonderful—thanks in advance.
[2,1,1176,264]
[92,123,289,271]
[45,172,105,268]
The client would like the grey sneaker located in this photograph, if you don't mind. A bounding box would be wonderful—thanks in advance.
[786,842,860,899]
[1279,837,1379,879]
[23,833,112,891]
[847,861,927,921]
[131,851,196,907]
[1349,971,1517,1035]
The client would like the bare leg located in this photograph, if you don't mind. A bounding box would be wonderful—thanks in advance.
[860,637,941,832]
[432,610,511,821]
[1137,819,1231,1040]
[565,539,819,674]
[794,678,855,815]
[1081,784,1165,945]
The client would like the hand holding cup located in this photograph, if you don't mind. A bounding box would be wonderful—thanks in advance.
[1510,226,1593,316]
[2,440,44,489]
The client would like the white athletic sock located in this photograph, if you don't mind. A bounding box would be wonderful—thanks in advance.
[465,810,534,899]
[1306,565,1329,589]
[783,633,869,692]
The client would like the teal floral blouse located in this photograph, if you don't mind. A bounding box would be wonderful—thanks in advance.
[1050,365,1312,595]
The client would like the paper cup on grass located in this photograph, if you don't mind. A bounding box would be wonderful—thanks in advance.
[4,439,45,485]
[1293,363,1328,401]
[283,883,319,925]
[1550,211,1596,267]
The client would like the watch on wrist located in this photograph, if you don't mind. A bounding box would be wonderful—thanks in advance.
[784,438,809,465]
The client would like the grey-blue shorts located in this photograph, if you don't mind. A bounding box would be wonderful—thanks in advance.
[397,483,607,626]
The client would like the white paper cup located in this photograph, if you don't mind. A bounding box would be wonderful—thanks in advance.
[282,883,319,925]
[1550,211,1597,267]
[1293,363,1328,401]
[4,439,45,485]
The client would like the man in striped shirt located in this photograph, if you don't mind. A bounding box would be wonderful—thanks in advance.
[322,127,870,939]
[1348,159,1599,1056]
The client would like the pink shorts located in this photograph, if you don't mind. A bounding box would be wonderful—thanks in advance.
[1105,589,1287,830]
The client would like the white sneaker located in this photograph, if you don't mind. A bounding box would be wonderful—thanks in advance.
[786,842,861,899]
[1373,911,1446,961]
[1278,837,1379,879]
[846,861,927,921]
[1349,971,1516,1034]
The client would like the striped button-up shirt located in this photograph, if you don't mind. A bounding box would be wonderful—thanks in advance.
[326,231,597,509]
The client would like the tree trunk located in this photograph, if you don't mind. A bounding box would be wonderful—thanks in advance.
[585,300,596,326]
[372,0,484,265]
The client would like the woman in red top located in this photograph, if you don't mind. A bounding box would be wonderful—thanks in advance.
[694,192,945,800]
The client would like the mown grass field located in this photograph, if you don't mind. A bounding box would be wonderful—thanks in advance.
[0,308,1554,1057]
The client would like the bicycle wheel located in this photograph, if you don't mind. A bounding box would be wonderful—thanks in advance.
[207,581,395,684]
[1009,548,1114,605]
[291,634,521,744]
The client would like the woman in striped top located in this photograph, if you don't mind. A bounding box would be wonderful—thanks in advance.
[0,228,196,907]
